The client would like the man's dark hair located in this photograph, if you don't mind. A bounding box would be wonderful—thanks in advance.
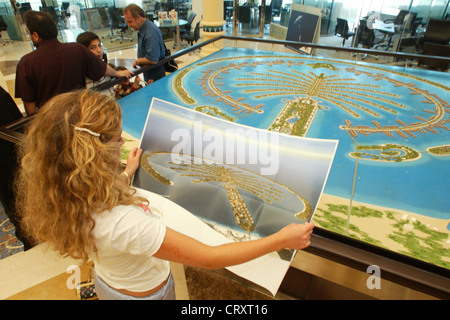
[76,31,100,48]
[23,11,58,40]
[123,4,145,18]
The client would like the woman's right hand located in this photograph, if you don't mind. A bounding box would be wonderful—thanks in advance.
[155,221,314,270]
[277,222,314,250]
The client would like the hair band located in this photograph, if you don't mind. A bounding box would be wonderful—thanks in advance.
[73,126,100,137]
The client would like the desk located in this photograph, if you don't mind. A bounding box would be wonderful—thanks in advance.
[372,20,399,50]
[154,19,188,51]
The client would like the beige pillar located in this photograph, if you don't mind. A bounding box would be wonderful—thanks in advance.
[201,0,226,56]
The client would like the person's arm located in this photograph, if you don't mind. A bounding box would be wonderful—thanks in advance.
[15,59,37,115]
[154,222,314,269]
[133,57,155,69]
[104,64,133,80]
[23,101,37,116]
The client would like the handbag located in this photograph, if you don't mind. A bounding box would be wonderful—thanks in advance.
[76,268,98,300]
[164,44,178,73]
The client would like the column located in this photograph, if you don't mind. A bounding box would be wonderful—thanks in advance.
[201,0,226,56]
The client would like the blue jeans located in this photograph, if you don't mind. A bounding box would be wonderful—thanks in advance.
[94,271,176,300]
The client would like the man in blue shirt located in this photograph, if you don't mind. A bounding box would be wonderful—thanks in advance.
[124,4,166,83]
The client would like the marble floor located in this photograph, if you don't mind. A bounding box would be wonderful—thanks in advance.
[0,30,439,300]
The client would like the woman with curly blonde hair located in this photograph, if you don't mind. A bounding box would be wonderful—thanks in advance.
[16,89,314,300]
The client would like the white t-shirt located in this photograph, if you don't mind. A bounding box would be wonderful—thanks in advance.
[91,195,170,292]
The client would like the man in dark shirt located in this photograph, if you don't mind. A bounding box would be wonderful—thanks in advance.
[0,85,33,250]
[15,11,133,115]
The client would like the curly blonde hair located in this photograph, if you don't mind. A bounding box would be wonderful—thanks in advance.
[16,90,145,262]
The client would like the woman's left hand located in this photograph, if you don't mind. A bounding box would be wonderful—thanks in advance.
[125,147,143,176]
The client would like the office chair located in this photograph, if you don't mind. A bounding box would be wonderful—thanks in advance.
[238,5,251,31]
[154,2,162,16]
[45,6,65,30]
[145,10,154,22]
[258,4,272,28]
[106,7,132,43]
[61,2,70,18]
[377,11,418,51]
[353,19,378,60]
[385,10,409,26]
[417,19,450,71]
[18,2,32,16]
[335,18,355,47]
[96,7,110,29]
[402,12,418,33]
[271,0,282,17]
[180,12,197,36]
[0,16,12,46]
[264,5,272,25]
[180,20,201,47]
[224,0,233,26]
[421,18,450,44]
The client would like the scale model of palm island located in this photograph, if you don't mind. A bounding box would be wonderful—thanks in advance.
[120,48,450,270]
